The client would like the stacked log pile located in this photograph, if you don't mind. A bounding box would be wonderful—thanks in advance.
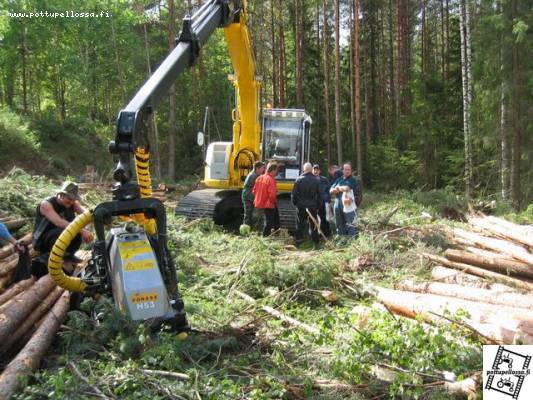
[376,214,533,345]
[0,210,27,234]
[0,233,90,398]
[0,233,33,290]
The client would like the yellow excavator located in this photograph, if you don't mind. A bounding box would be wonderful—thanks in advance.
[44,0,311,330]
[176,0,312,230]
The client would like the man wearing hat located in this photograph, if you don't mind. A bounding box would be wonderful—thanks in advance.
[32,181,93,276]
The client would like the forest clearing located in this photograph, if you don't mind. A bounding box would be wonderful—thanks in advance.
[0,0,532,399]
[0,170,531,399]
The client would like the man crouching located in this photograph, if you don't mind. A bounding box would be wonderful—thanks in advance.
[32,181,94,277]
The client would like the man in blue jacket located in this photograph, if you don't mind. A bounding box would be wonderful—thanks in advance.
[0,223,23,252]
[329,163,358,237]
[312,164,331,237]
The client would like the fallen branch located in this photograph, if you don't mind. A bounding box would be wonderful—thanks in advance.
[140,368,190,381]
[68,362,114,399]
[0,291,71,399]
[378,203,400,225]
[234,290,320,336]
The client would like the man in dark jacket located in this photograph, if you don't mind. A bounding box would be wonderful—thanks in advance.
[292,163,322,245]
[312,164,331,237]
[241,161,265,228]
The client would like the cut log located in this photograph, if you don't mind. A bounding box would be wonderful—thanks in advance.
[430,266,518,293]
[376,287,533,325]
[0,275,56,343]
[234,290,320,336]
[469,216,533,248]
[453,228,533,266]
[0,277,35,307]
[0,291,70,399]
[424,253,533,291]
[399,279,533,310]
[3,219,26,231]
[443,373,480,400]
[0,233,32,260]
[0,270,14,291]
[375,287,533,344]
[445,249,533,279]
[0,256,19,278]
[485,215,533,236]
[0,286,64,356]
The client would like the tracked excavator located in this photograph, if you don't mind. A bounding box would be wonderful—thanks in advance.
[45,0,313,328]
[175,1,312,230]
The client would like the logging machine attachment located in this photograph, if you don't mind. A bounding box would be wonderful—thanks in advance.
[46,0,255,329]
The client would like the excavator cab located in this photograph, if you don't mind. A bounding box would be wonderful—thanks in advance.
[262,108,312,182]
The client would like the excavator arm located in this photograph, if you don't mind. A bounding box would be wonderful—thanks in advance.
[109,0,235,186]
[109,0,260,189]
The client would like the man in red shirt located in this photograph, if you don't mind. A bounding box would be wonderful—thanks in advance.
[253,162,279,236]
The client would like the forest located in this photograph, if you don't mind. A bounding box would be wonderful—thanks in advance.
[1,0,531,207]
[0,1,532,399]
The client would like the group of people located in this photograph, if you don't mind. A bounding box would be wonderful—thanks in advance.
[241,161,361,245]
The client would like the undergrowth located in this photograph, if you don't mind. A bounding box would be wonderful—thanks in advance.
[6,180,531,399]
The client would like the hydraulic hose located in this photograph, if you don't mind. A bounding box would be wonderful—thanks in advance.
[133,147,157,235]
[48,210,93,292]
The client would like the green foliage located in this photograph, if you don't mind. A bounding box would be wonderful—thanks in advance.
[0,107,44,171]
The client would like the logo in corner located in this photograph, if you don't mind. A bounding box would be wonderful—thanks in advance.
[484,345,532,399]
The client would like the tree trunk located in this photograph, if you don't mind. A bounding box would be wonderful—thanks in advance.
[452,228,533,266]
[499,1,510,202]
[397,0,409,116]
[468,216,533,248]
[376,287,533,344]
[0,291,70,399]
[444,249,533,279]
[0,287,64,356]
[0,278,34,307]
[459,0,473,197]
[354,0,362,180]
[322,0,331,165]
[0,275,56,344]
[388,0,396,128]
[509,0,522,210]
[424,253,533,291]
[421,0,427,76]
[271,0,278,106]
[334,0,342,164]
[20,26,28,114]
[278,0,286,108]
[400,279,533,310]
[295,0,304,107]
[167,0,177,181]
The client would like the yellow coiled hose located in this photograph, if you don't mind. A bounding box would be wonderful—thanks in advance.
[48,210,93,292]
[132,147,157,235]
[49,147,157,292]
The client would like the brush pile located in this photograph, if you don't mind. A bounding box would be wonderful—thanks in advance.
[375,214,533,345]
[0,228,90,398]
